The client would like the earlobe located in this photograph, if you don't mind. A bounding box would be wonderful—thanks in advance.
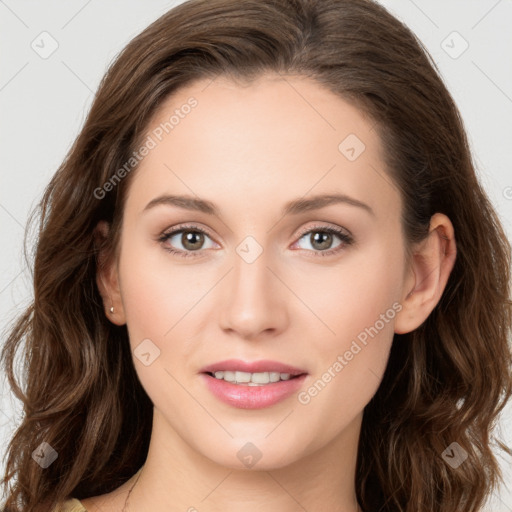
[394,213,457,334]
[94,221,127,326]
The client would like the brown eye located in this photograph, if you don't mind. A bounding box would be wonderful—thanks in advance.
[158,225,217,258]
[180,231,205,251]
[308,231,334,251]
[295,226,353,256]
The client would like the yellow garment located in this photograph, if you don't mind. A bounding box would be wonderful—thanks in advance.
[53,498,87,511]
[51,466,143,510]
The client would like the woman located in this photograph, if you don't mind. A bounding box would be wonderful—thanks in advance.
[1,0,511,511]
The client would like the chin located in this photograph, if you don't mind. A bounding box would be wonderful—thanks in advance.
[199,436,309,471]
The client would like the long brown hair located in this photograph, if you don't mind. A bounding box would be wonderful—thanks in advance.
[2,0,511,510]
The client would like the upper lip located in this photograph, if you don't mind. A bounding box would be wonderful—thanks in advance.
[200,359,307,376]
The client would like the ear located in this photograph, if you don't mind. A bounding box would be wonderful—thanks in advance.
[394,213,457,334]
[94,220,126,326]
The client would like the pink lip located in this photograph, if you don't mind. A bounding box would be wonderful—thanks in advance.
[200,359,306,376]
[200,373,307,409]
[199,359,308,410]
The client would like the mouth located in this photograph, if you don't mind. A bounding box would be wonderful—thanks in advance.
[199,359,308,409]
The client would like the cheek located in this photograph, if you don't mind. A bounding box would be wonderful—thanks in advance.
[294,239,403,417]
[117,234,202,345]
[297,235,404,355]
[116,240,204,410]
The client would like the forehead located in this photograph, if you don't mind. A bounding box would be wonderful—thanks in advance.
[126,73,400,224]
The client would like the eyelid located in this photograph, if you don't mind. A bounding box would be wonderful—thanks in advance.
[161,222,216,239]
[160,221,352,241]
[294,221,352,239]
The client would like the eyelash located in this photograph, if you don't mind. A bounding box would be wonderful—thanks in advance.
[157,223,354,259]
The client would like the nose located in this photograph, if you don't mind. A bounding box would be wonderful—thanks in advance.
[218,247,288,341]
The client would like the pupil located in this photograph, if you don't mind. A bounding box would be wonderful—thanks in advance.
[312,232,331,250]
[183,231,203,250]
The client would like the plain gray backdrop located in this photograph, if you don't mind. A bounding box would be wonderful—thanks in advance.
[1,0,511,509]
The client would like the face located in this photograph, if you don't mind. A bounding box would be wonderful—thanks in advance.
[110,73,409,470]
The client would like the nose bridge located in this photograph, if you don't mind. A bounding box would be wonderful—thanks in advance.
[232,241,270,298]
[219,235,287,338]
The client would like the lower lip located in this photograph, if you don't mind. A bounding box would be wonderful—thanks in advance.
[201,373,307,409]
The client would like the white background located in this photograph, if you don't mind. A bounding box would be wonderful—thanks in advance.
[1,0,511,509]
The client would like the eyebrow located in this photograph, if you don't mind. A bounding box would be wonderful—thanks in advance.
[143,193,375,217]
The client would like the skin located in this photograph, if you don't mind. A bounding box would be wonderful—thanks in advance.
[85,73,456,511]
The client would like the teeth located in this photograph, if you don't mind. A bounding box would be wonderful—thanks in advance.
[211,370,294,384]
[251,372,269,384]
[269,372,280,382]
[235,371,252,383]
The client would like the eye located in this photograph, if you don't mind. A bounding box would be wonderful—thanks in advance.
[293,224,353,257]
[158,223,354,259]
[158,224,217,258]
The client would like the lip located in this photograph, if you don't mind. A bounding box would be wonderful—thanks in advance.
[200,373,308,409]
[200,359,306,376]
[199,359,308,410]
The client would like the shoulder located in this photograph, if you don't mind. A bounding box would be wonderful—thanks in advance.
[50,498,87,512]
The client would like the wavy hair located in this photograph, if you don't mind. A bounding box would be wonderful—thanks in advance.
[1,0,511,510]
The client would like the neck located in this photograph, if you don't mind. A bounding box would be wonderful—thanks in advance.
[126,408,362,512]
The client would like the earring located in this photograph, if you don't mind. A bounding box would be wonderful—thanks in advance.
[110,306,115,314]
